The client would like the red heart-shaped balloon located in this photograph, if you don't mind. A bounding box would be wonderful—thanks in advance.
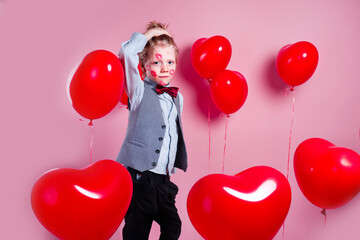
[31,160,132,240]
[187,166,291,240]
[294,138,360,209]
[276,41,319,87]
[70,50,124,120]
[210,70,248,115]
[191,36,232,80]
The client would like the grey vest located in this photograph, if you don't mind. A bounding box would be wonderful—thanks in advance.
[116,81,187,172]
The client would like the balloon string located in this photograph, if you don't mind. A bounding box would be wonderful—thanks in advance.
[321,209,327,227]
[89,121,94,164]
[282,221,286,240]
[286,90,295,179]
[282,89,295,239]
[222,115,229,174]
[208,93,211,175]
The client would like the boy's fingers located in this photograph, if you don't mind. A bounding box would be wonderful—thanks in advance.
[143,28,171,41]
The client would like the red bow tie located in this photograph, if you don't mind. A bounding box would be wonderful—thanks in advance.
[155,85,179,97]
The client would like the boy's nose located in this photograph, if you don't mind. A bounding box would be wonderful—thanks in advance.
[161,65,169,72]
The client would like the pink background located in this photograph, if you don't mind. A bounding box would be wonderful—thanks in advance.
[1,0,360,239]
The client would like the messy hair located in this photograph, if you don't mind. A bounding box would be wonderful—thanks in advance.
[138,21,179,77]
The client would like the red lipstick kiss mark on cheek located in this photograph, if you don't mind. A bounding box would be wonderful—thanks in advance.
[151,71,157,77]
[169,69,175,75]
[155,54,162,60]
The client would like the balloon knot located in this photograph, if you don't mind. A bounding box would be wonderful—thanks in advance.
[207,79,212,84]
[88,120,93,126]
[321,209,326,216]
[283,87,294,96]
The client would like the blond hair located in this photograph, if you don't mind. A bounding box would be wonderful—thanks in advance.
[146,21,168,30]
[138,21,179,77]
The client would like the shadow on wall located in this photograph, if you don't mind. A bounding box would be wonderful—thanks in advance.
[264,55,289,95]
[177,45,222,121]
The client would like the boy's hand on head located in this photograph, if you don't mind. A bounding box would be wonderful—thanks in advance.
[143,28,170,41]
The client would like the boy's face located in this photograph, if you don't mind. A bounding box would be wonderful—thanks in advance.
[144,44,177,86]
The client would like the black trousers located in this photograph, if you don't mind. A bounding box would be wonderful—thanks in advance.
[123,167,181,240]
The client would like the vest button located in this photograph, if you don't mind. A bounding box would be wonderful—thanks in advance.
[158,137,163,141]
[152,162,157,166]
[155,149,160,154]
[162,125,166,129]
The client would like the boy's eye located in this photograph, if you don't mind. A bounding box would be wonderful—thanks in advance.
[168,61,174,65]
[153,61,160,65]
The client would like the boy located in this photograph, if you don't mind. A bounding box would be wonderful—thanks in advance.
[117,22,187,240]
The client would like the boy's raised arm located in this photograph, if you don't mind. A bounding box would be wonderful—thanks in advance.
[119,32,147,110]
